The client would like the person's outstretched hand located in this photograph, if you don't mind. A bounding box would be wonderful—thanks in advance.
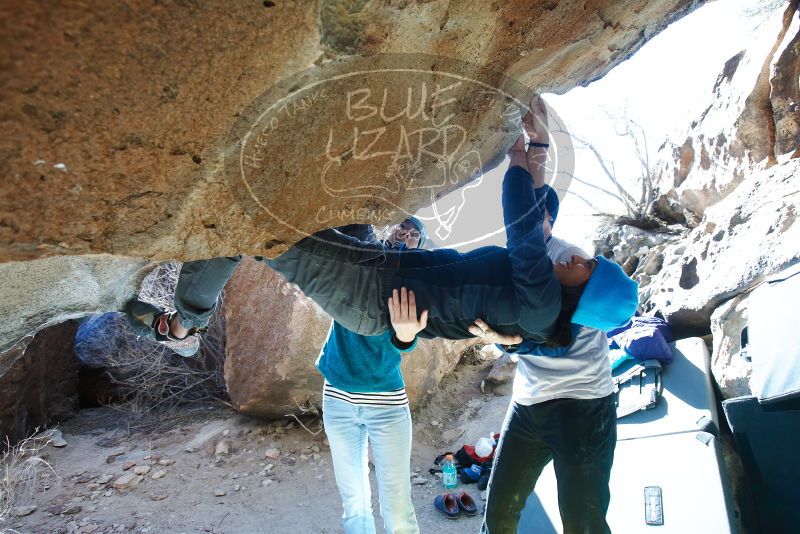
[468,318,523,346]
[389,287,428,343]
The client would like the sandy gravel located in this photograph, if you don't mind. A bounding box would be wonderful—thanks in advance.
[10,357,509,534]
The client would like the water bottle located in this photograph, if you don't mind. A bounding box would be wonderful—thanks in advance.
[442,454,458,490]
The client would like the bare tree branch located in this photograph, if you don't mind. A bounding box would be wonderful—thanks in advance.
[568,190,607,213]
[551,125,639,217]
[568,175,626,202]
[96,262,228,432]
[1,430,58,525]
[553,110,660,223]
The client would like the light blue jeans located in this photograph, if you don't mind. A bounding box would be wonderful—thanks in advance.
[322,395,419,534]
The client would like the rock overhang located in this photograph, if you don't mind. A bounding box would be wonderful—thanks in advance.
[0,0,705,263]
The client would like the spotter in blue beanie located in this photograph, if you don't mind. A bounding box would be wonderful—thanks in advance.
[571,255,639,331]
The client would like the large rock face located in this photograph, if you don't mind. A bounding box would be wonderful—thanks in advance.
[399,337,477,410]
[641,160,798,336]
[222,258,474,417]
[0,320,80,443]
[0,0,703,263]
[771,15,800,157]
[651,1,799,226]
[222,258,332,418]
[0,255,153,354]
[641,0,799,335]
[601,1,799,398]
[709,293,752,400]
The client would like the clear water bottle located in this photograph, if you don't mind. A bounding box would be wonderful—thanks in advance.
[442,454,458,490]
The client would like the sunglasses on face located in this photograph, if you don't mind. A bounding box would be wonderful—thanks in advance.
[397,222,421,239]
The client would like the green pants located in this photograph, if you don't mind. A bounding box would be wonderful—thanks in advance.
[172,225,383,330]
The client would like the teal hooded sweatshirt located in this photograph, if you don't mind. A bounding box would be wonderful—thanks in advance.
[316,321,417,393]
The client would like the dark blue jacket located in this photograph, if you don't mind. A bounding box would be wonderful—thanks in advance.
[389,165,562,342]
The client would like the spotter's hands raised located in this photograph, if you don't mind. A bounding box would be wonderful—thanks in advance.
[389,287,429,343]
[468,318,523,346]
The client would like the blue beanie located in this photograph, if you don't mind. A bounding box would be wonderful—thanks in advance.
[571,256,639,331]
[406,216,427,248]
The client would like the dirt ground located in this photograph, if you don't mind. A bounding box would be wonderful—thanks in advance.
[8,357,508,534]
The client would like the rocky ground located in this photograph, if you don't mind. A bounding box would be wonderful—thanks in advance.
[6,356,507,534]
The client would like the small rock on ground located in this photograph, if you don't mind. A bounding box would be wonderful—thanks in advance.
[47,503,82,515]
[214,440,231,456]
[113,473,142,489]
[11,505,37,517]
[133,465,151,476]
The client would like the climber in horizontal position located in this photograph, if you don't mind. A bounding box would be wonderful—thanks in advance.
[125,95,638,357]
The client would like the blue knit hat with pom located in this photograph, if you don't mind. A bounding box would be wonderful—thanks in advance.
[571,256,639,331]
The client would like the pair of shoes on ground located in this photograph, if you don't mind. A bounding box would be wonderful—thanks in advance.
[123,298,201,357]
[434,491,477,519]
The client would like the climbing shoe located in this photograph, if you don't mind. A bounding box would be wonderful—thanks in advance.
[123,298,201,357]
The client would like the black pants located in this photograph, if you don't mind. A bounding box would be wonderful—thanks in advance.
[483,395,617,534]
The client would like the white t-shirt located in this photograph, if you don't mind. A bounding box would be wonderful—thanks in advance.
[511,236,614,405]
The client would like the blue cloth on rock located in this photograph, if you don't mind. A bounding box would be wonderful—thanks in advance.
[608,316,674,364]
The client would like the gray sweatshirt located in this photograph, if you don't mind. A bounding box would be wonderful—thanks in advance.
[508,236,614,405]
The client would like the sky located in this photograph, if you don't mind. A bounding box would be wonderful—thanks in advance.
[415,0,778,253]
